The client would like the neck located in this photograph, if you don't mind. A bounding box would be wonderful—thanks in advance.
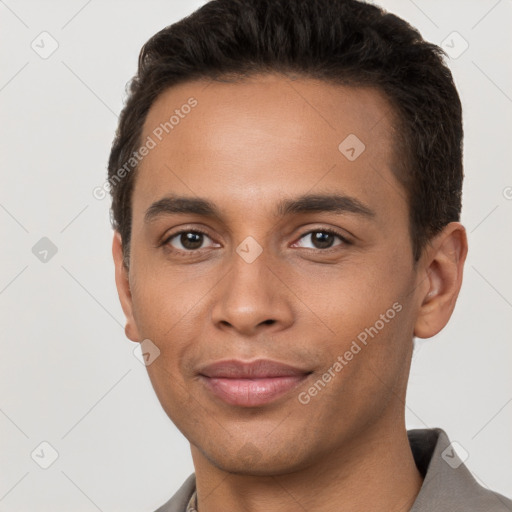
[190,414,424,512]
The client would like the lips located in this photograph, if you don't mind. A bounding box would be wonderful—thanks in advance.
[198,359,312,407]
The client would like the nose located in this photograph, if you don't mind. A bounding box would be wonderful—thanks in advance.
[211,250,294,337]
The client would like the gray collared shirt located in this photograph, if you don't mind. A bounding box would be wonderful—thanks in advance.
[154,428,512,512]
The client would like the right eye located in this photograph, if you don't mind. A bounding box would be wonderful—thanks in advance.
[163,229,219,253]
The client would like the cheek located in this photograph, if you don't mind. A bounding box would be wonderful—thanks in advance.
[295,297,412,437]
[129,259,211,339]
[135,273,204,420]
[129,272,208,417]
[291,254,408,335]
[292,253,414,391]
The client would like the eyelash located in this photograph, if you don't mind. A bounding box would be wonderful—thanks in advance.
[161,227,351,256]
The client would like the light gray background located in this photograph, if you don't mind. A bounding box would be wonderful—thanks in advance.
[1,0,511,510]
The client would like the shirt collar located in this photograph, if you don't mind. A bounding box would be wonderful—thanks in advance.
[185,489,197,512]
[408,427,511,511]
[180,428,512,512]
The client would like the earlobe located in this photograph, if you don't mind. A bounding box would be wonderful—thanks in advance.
[112,232,141,343]
[414,222,468,339]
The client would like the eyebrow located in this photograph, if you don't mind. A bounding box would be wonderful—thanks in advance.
[144,193,376,224]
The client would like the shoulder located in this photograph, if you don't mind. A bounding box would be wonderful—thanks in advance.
[153,473,196,512]
[408,427,512,512]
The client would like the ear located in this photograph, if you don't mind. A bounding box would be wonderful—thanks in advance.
[414,222,468,338]
[112,231,141,343]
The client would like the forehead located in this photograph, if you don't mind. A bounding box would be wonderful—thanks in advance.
[133,74,402,221]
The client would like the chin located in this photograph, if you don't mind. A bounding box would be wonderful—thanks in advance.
[202,440,315,476]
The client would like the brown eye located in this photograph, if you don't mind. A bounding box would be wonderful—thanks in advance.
[310,231,336,249]
[179,232,204,250]
[165,230,216,251]
[293,229,347,250]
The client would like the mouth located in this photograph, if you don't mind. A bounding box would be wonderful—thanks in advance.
[198,359,313,407]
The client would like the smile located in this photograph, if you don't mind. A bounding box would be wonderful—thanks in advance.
[198,359,312,407]
[199,375,311,407]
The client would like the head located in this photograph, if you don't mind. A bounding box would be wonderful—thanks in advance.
[110,0,467,475]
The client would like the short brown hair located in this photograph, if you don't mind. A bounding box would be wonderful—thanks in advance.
[108,0,463,265]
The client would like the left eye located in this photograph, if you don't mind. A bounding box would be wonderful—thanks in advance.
[166,231,217,251]
[293,230,346,250]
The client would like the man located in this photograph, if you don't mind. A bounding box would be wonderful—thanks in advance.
[108,0,512,510]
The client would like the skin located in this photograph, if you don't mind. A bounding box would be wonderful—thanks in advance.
[113,74,468,512]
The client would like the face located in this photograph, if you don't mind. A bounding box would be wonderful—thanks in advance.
[114,74,450,475]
